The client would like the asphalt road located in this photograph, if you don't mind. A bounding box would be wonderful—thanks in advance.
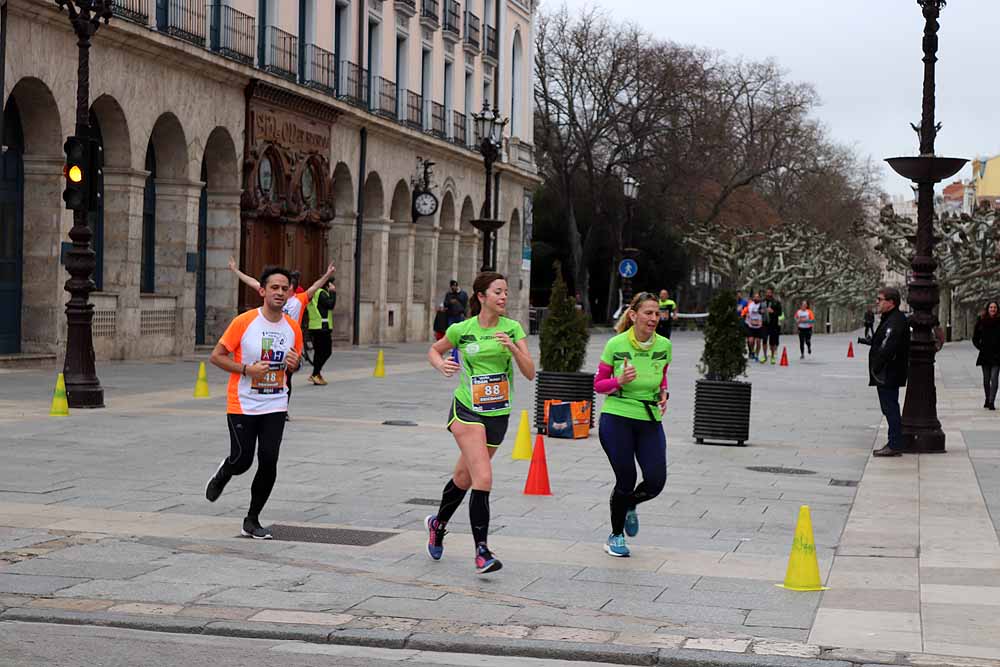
[1,621,610,667]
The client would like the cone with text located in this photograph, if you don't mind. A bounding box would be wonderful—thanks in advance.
[512,410,533,460]
[49,373,69,417]
[523,434,552,495]
[777,505,828,591]
[193,361,210,398]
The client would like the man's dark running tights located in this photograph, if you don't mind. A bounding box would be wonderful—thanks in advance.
[598,413,667,535]
[436,478,468,526]
[224,412,286,519]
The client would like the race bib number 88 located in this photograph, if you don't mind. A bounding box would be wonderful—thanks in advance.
[470,373,510,412]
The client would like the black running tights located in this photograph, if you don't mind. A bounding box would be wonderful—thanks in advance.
[224,412,286,520]
[983,365,1000,405]
[798,329,812,355]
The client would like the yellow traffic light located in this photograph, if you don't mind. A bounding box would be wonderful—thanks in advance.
[68,165,83,183]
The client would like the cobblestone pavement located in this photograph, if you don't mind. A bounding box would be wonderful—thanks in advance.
[1,330,998,666]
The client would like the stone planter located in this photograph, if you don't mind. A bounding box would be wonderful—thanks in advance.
[693,378,751,446]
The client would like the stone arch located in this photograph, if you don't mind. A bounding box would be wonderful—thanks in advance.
[387,179,412,309]
[435,191,457,306]
[360,171,385,304]
[90,95,131,169]
[506,209,522,313]
[332,161,354,215]
[148,112,188,180]
[88,96,129,300]
[363,171,384,220]
[143,112,190,300]
[511,30,525,138]
[6,78,65,354]
[458,195,478,292]
[198,127,241,344]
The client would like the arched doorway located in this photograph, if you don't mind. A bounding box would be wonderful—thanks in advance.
[0,99,25,353]
[199,126,240,344]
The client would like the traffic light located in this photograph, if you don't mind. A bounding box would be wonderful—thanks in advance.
[62,135,88,211]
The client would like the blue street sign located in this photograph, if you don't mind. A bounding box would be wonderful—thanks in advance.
[618,259,638,278]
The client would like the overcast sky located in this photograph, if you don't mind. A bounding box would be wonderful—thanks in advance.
[549,0,999,198]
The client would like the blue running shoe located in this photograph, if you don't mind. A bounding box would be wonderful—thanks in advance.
[624,509,639,537]
[475,544,502,574]
[424,515,446,561]
[604,533,630,557]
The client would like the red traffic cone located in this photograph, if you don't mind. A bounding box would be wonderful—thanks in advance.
[847,341,855,358]
[780,347,789,367]
[523,434,552,496]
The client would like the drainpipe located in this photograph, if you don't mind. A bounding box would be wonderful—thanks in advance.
[352,127,367,346]
[0,0,7,150]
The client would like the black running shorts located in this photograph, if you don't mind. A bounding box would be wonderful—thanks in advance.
[447,398,510,448]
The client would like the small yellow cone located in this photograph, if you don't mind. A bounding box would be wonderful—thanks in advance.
[777,505,829,591]
[511,410,533,460]
[193,361,210,398]
[49,373,69,417]
[373,349,385,378]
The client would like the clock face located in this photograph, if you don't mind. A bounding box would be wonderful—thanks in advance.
[258,157,273,198]
[414,192,438,217]
[301,169,317,208]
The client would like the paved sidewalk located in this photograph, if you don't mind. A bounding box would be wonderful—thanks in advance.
[1,331,998,665]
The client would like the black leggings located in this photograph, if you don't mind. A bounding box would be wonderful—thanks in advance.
[982,365,1000,405]
[311,329,332,376]
[223,412,286,520]
[598,413,667,535]
[798,329,813,355]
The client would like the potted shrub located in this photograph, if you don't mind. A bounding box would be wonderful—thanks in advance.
[693,290,751,446]
[534,264,594,432]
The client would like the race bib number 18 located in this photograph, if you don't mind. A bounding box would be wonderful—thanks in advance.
[470,373,510,412]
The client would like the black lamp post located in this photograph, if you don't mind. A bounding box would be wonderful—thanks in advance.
[621,175,639,306]
[56,0,112,408]
[470,102,508,271]
[886,0,966,453]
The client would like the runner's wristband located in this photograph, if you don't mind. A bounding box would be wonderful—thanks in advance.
[241,364,246,377]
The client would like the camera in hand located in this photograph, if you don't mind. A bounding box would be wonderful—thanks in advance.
[857,336,872,346]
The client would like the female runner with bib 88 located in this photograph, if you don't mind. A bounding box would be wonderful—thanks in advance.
[593,292,671,557]
[424,271,536,574]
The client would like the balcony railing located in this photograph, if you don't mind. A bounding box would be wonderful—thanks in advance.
[484,24,498,60]
[451,110,467,145]
[263,26,298,81]
[428,101,446,138]
[113,0,148,25]
[303,44,336,93]
[210,5,255,66]
[464,12,480,49]
[443,0,461,38]
[420,0,439,27]
[405,90,423,129]
[395,0,416,16]
[157,0,206,47]
[372,76,398,118]
[339,60,369,107]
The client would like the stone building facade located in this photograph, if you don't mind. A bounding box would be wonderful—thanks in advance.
[0,0,538,359]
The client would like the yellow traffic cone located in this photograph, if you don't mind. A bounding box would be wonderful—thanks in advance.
[49,373,69,417]
[777,505,829,591]
[511,410,533,460]
[193,361,210,398]
[373,349,385,378]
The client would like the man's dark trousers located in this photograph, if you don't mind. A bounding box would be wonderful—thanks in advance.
[876,385,902,451]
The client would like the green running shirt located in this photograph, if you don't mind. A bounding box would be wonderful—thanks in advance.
[446,316,526,416]
[599,331,672,421]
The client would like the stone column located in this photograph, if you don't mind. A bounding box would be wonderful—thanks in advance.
[205,188,242,343]
[102,167,149,359]
[459,231,479,294]
[328,212,356,342]
[411,225,437,340]
[435,228,460,303]
[387,223,415,342]
[154,178,203,355]
[20,155,67,356]
[361,219,390,344]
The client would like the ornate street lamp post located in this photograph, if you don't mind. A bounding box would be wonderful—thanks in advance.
[886,0,966,452]
[621,175,639,306]
[470,102,508,271]
[56,0,112,408]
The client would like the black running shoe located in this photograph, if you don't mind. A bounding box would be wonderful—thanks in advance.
[205,459,231,502]
[241,517,273,539]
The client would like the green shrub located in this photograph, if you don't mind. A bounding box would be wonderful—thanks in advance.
[539,263,590,373]
[699,290,747,381]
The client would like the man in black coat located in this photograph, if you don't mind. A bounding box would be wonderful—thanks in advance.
[869,287,910,457]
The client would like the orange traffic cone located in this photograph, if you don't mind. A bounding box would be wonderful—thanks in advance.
[847,342,855,358]
[780,347,789,367]
[523,434,552,496]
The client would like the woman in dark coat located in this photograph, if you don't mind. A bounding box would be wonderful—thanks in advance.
[973,301,1000,410]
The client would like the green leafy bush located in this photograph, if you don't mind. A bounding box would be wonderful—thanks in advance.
[539,263,590,373]
[699,290,747,381]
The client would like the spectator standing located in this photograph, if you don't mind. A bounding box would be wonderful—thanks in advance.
[869,287,910,457]
[973,301,1000,410]
[863,306,875,338]
[443,280,469,326]
[656,289,678,340]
